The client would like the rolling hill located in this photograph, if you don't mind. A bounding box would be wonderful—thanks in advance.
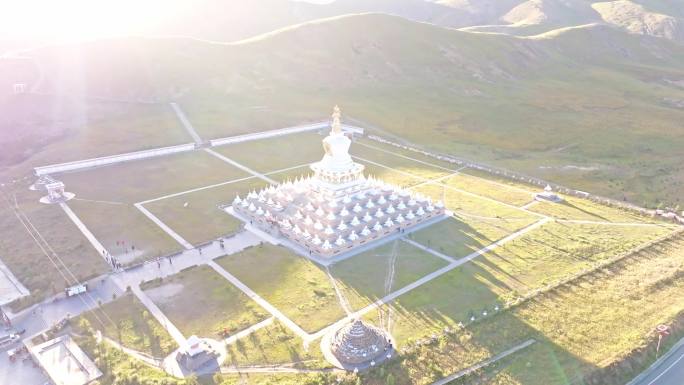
[4,13,684,207]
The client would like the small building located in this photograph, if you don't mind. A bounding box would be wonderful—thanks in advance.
[30,335,102,385]
[40,181,75,204]
[13,83,26,94]
[176,335,218,371]
[535,185,563,203]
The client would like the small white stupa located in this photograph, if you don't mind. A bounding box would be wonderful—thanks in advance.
[535,184,563,203]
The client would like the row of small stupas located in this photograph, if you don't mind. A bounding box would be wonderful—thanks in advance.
[231,106,445,258]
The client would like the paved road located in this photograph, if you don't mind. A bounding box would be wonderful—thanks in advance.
[204,148,277,185]
[170,102,203,144]
[628,337,684,385]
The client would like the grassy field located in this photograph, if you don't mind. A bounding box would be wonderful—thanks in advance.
[372,221,676,347]
[68,199,179,264]
[441,173,536,207]
[349,142,451,182]
[213,131,325,173]
[411,199,540,257]
[411,217,515,259]
[142,265,269,339]
[1,101,193,180]
[75,293,177,357]
[60,150,247,204]
[141,165,310,247]
[476,222,675,294]
[475,234,684,385]
[224,321,329,369]
[143,178,266,246]
[216,243,345,333]
[331,240,449,311]
[74,329,187,385]
[353,233,684,385]
[528,195,659,223]
[0,187,108,311]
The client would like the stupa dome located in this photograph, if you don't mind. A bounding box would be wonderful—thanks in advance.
[328,319,391,366]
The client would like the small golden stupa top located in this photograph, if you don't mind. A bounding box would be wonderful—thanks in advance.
[331,105,342,134]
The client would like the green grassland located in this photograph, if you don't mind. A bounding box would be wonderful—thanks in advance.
[476,234,684,385]
[411,217,508,259]
[60,150,247,204]
[142,265,269,339]
[528,195,660,222]
[1,101,193,180]
[372,221,676,348]
[442,174,536,207]
[360,163,425,188]
[353,138,463,171]
[224,321,329,369]
[213,131,325,173]
[21,13,684,208]
[0,187,108,311]
[56,150,250,261]
[141,166,310,247]
[143,178,266,246]
[75,293,177,357]
[216,243,345,333]
[330,240,449,311]
[413,185,541,242]
[349,142,451,182]
[354,233,684,385]
[67,199,179,264]
[74,329,189,385]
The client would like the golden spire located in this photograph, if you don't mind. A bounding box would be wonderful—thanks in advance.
[331,105,342,134]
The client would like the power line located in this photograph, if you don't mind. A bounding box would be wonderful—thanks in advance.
[0,186,117,331]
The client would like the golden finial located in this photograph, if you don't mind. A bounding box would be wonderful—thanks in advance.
[331,105,342,134]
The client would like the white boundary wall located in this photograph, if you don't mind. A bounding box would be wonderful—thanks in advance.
[34,143,196,176]
[33,122,364,176]
[209,122,364,147]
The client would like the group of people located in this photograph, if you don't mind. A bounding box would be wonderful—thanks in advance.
[102,249,122,270]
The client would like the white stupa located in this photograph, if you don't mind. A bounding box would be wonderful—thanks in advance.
[232,106,445,258]
[535,184,563,203]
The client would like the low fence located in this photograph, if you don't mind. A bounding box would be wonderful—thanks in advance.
[209,122,364,147]
[34,143,196,176]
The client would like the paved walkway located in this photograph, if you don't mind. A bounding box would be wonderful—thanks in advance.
[520,200,539,210]
[401,238,455,263]
[137,162,307,206]
[99,333,163,367]
[224,317,274,346]
[310,217,551,341]
[134,202,194,249]
[170,102,203,144]
[0,255,29,304]
[205,148,277,185]
[130,285,187,346]
[60,202,111,261]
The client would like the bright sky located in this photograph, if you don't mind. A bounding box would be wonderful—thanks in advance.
[0,0,195,43]
[0,0,336,46]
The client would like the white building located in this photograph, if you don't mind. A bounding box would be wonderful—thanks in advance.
[232,106,445,258]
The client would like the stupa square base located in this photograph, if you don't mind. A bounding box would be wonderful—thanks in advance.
[226,206,449,266]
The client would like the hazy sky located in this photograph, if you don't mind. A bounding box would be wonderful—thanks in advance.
[0,0,336,46]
